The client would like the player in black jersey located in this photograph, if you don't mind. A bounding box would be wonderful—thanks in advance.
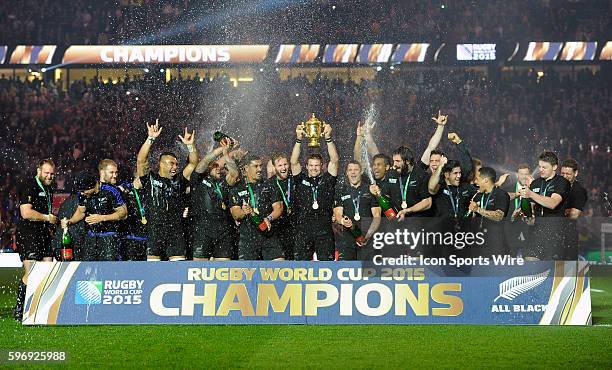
[229,154,284,260]
[519,151,570,260]
[468,167,510,257]
[428,156,477,258]
[136,120,199,261]
[62,171,127,261]
[13,159,57,321]
[560,158,588,260]
[270,153,297,260]
[290,121,339,261]
[118,175,148,261]
[503,163,534,258]
[191,140,239,260]
[333,161,381,260]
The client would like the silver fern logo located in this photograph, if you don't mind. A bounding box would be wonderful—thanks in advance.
[494,270,550,302]
[75,281,103,304]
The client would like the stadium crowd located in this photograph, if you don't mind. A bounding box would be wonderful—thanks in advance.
[0,66,609,251]
[0,0,609,45]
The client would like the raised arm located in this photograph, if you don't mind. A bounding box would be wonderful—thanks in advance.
[448,132,473,179]
[224,146,240,186]
[290,124,305,175]
[420,110,447,166]
[428,155,447,195]
[323,123,339,177]
[195,146,224,174]
[137,119,162,177]
[179,127,198,180]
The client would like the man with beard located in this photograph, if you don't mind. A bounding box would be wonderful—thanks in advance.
[136,120,198,261]
[13,159,58,321]
[560,158,587,260]
[428,157,477,258]
[333,161,381,260]
[502,164,534,258]
[371,146,432,220]
[230,154,284,260]
[467,167,510,257]
[191,141,239,261]
[270,153,296,260]
[519,151,570,260]
[62,171,127,261]
[290,121,339,261]
[99,159,119,186]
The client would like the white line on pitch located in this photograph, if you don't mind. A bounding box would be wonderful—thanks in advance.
[590,289,605,293]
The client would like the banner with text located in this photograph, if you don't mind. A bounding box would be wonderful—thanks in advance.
[62,45,269,64]
[23,261,591,325]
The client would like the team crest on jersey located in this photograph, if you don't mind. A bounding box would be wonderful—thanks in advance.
[302,180,311,186]
[388,179,397,184]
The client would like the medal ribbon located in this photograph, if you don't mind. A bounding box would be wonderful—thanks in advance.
[276,178,291,209]
[311,178,319,204]
[132,188,146,219]
[35,176,51,214]
[352,190,361,216]
[246,181,258,208]
[514,182,521,210]
[447,186,459,218]
[399,173,412,204]
[213,181,223,200]
[480,189,494,210]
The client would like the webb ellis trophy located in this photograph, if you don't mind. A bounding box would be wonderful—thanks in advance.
[301,113,325,148]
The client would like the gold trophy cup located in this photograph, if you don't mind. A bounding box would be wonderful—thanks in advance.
[302,113,324,148]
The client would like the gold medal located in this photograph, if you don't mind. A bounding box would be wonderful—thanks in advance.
[287,207,292,215]
[141,217,147,225]
[401,201,407,209]
[254,208,260,214]
[221,202,227,210]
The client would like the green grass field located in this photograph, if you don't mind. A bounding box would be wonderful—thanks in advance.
[0,268,611,368]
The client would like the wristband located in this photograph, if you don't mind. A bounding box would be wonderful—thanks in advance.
[295,139,302,144]
[325,137,333,143]
[147,136,156,143]
[265,214,273,222]
[186,144,195,153]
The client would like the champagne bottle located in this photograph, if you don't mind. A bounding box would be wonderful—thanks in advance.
[60,222,74,261]
[376,194,397,220]
[350,223,366,245]
[213,131,235,147]
[520,197,532,218]
[250,211,268,232]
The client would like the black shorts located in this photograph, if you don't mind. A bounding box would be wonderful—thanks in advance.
[17,227,53,261]
[276,222,295,260]
[82,233,121,261]
[294,228,335,261]
[192,224,235,259]
[123,235,148,261]
[147,222,187,258]
[336,232,373,261]
[237,227,283,260]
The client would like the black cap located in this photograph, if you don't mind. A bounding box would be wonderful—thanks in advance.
[73,172,98,191]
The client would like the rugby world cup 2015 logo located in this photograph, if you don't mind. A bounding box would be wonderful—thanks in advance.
[75,281,103,304]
